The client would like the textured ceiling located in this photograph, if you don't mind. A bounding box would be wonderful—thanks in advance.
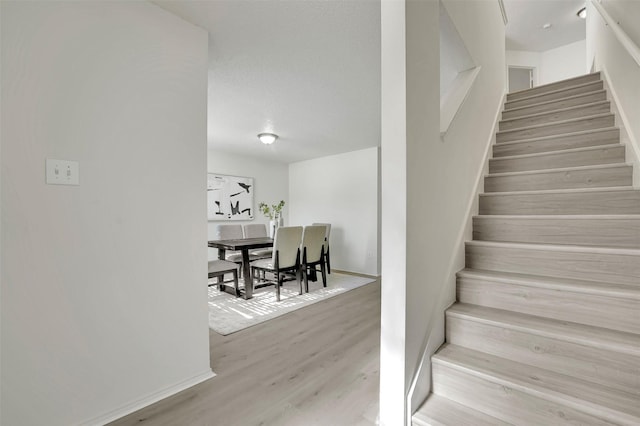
[504,0,586,51]
[154,0,381,164]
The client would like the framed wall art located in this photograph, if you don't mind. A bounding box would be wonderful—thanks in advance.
[207,174,254,221]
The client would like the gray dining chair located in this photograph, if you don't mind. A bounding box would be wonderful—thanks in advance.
[213,224,244,262]
[312,222,332,274]
[301,225,327,292]
[243,223,273,260]
[251,226,303,302]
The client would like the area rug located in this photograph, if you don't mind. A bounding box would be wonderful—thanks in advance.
[208,272,375,335]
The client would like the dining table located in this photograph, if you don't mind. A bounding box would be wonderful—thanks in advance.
[208,237,273,299]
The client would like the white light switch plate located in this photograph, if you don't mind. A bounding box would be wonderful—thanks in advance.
[46,159,79,185]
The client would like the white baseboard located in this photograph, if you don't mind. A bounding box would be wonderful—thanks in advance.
[80,369,215,426]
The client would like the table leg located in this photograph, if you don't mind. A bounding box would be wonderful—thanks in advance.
[241,249,253,299]
[217,249,226,288]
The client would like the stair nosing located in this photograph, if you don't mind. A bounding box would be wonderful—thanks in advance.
[503,90,607,115]
[466,239,640,256]
[447,303,640,355]
[486,162,630,178]
[458,268,640,301]
[494,127,619,146]
[489,143,624,162]
[432,344,640,424]
[479,185,637,196]
[473,214,640,220]
[505,79,603,107]
[506,72,600,98]
[500,100,610,125]
[496,113,613,136]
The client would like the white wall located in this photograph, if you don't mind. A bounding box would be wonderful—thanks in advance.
[207,150,289,259]
[507,40,587,89]
[1,2,210,425]
[539,39,587,85]
[380,1,505,423]
[288,148,379,276]
[587,0,640,186]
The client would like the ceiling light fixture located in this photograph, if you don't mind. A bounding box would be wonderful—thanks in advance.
[258,133,278,145]
[577,7,587,19]
[542,23,552,29]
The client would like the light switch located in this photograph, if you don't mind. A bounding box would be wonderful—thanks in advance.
[46,159,79,186]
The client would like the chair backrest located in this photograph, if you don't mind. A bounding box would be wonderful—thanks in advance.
[214,224,243,240]
[243,223,268,238]
[301,225,326,263]
[272,226,303,268]
[312,222,331,248]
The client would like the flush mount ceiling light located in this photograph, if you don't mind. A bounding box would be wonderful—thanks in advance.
[577,7,587,19]
[542,23,552,29]
[258,133,278,145]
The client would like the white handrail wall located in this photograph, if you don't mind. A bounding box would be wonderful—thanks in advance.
[588,0,640,186]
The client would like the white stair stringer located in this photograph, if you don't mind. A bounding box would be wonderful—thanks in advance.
[414,72,640,425]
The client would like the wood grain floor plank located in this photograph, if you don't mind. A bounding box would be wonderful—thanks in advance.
[110,280,380,426]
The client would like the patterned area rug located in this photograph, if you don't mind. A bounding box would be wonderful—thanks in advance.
[208,272,375,335]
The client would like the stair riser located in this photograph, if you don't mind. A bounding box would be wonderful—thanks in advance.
[472,216,640,248]
[500,102,611,132]
[489,146,626,174]
[479,191,640,215]
[505,81,604,110]
[457,277,640,335]
[485,166,632,192]
[493,129,620,158]
[497,115,615,143]
[432,363,618,425]
[447,315,640,395]
[502,91,608,120]
[466,244,640,286]
[507,74,602,101]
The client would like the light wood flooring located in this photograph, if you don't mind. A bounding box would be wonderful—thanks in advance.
[110,279,380,426]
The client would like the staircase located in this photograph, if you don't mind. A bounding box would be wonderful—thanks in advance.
[413,72,640,425]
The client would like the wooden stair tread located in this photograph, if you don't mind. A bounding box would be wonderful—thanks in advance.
[500,100,610,125]
[433,344,640,424]
[496,113,613,136]
[503,90,607,115]
[413,394,510,426]
[487,163,629,178]
[480,185,637,196]
[458,268,640,300]
[495,127,618,146]
[507,72,600,99]
[473,214,640,220]
[505,80,603,106]
[489,143,623,162]
[447,302,640,356]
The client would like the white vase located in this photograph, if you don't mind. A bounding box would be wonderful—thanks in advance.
[269,220,278,238]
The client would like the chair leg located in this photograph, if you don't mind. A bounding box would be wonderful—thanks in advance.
[297,266,303,295]
[326,246,331,274]
[276,273,281,302]
[320,261,327,287]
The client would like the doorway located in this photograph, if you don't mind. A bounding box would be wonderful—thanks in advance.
[508,66,534,92]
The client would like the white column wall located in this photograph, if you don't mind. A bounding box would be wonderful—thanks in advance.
[1,2,210,425]
[288,147,379,276]
[380,1,505,423]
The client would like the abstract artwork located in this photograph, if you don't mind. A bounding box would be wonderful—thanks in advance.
[207,174,254,221]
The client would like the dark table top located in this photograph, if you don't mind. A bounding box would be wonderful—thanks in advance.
[208,237,273,250]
